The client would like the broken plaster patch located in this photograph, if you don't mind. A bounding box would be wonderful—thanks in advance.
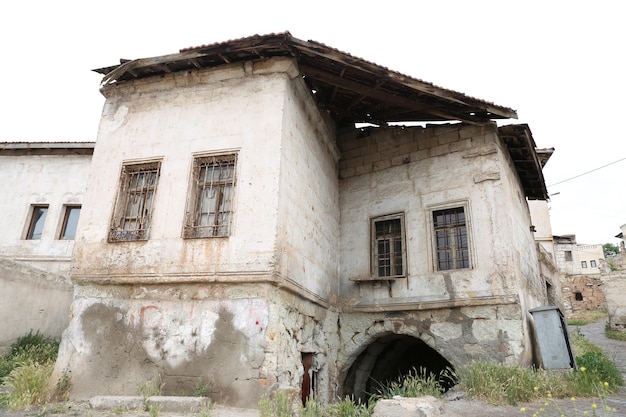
[102,105,129,132]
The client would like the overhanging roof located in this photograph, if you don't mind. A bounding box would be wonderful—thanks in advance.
[498,124,549,200]
[0,142,95,156]
[94,32,517,126]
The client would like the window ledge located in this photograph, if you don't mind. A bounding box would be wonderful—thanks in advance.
[350,276,405,282]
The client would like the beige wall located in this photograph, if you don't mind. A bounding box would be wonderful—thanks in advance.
[336,123,548,367]
[602,273,626,330]
[0,149,90,350]
[57,58,343,406]
[0,258,73,354]
[72,59,299,285]
[555,242,604,275]
[0,152,91,275]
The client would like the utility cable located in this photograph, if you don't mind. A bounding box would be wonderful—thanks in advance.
[548,156,626,187]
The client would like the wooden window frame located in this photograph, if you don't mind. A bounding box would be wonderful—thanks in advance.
[58,205,81,240]
[432,206,471,271]
[25,205,49,240]
[370,213,407,279]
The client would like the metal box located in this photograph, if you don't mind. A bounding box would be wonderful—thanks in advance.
[529,306,576,370]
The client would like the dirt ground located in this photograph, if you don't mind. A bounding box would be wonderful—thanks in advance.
[1,319,625,417]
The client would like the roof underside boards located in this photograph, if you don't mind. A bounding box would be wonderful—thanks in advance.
[94,32,517,126]
[498,124,549,200]
[0,142,95,156]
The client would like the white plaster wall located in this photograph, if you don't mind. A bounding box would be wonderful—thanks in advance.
[73,59,300,282]
[54,286,271,407]
[338,125,545,310]
[274,76,339,302]
[0,258,73,353]
[529,200,555,254]
[0,153,91,276]
[602,273,626,330]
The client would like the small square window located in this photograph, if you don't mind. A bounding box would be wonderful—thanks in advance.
[433,207,470,271]
[26,205,48,240]
[590,260,597,268]
[184,154,237,238]
[564,251,573,261]
[59,206,81,240]
[581,261,587,268]
[371,213,406,279]
[109,161,161,242]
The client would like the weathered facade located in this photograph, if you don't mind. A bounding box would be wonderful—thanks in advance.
[553,235,605,276]
[45,33,557,407]
[0,143,93,353]
[553,234,607,314]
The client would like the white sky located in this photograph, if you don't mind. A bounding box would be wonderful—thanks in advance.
[1,0,624,245]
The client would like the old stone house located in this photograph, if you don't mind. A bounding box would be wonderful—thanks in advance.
[4,32,558,408]
[552,234,606,314]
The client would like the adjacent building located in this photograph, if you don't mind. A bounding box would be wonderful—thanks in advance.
[0,142,94,353]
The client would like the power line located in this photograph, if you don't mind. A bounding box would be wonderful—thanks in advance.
[548,156,626,187]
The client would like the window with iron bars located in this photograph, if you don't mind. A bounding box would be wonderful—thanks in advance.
[108,161,161,242]
[184,154,237,238]
[371,213,406,279]
[433,207,470,271]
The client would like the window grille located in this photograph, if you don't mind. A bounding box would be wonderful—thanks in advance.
[184,154,237,238]
[109,162,161,242]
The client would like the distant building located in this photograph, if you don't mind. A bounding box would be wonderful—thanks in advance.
[553,235,606,314]
[553,235,605,275]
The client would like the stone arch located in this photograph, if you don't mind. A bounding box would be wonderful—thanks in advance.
[342,333,455,403]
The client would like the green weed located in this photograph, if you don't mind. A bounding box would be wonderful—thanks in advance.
[148,402,161,417]
[193,377,209,397]
[459,332,623,406]
[605,327,626,342]
[259,390,294,417]
[371,367,449,400]
[1,361,54,410]
[137,374,165,398]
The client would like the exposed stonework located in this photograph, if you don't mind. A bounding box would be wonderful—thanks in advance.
[560,275,606,314]
[602,273,626,331]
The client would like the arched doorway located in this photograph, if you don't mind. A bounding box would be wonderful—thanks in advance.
[343,334,455,403]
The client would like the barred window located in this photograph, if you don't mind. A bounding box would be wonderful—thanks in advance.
[371,213,406,279]
[184,154,237,238]
[109,161,161,242]
[433,207,470,270]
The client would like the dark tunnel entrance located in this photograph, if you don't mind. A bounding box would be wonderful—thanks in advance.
[343,334,456,403]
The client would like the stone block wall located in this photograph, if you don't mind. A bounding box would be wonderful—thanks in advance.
[560,275,606,314]
[338,123,493,179]
[602,273,626,331]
